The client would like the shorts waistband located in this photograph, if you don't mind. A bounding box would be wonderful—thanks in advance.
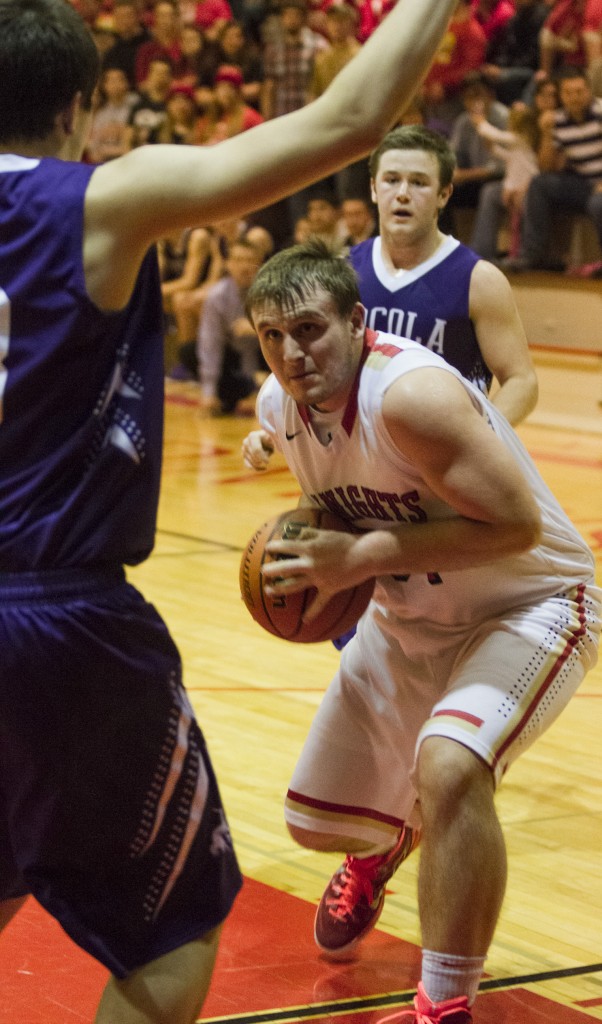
[0,566,127,602]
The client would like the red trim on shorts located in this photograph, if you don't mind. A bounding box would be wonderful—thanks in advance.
[433,709,484,727]
[286,789,405,829]
[493,583,588,769]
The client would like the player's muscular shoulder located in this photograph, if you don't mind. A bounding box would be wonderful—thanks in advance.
[382,368,476,454]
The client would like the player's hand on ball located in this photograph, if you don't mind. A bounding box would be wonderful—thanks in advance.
[242,429,274,471]
[263,527,365,621]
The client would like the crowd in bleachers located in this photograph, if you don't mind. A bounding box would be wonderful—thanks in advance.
[73,0,602,394]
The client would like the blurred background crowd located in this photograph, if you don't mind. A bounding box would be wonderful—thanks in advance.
[71,0,602,402]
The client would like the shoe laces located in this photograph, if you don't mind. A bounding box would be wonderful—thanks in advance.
[325,854,381,919]
[379,1008,470,1024]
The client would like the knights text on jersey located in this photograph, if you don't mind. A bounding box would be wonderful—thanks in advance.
[257,331,594,628]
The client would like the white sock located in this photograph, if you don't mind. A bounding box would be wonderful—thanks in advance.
[421,949,486,1007]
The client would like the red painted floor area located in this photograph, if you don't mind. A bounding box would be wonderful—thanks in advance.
[0,879,597,1023]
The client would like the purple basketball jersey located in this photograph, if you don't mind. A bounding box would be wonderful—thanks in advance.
[350,236,492,395]
[0,155,165,570]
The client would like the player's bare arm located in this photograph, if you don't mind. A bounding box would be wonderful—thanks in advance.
[469,261,538,426]
[263,370,541,616]
[82,0,458,309]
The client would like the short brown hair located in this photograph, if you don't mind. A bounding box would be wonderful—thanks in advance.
[369,125,456,188]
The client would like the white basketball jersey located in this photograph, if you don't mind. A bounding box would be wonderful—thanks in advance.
[257,330,595,627]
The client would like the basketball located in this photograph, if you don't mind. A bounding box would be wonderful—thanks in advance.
[239,507,375,643]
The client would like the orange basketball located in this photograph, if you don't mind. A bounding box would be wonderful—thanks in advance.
[239,507,374,643]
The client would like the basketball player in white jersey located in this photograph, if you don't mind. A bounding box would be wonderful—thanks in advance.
[243,240,600,1024]
[0,0,461,1021]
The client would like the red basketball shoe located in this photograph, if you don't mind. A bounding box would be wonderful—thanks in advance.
[314,825,420,956]
[377,983,472,1024]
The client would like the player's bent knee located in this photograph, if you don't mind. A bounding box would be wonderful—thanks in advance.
[416,736,494,816]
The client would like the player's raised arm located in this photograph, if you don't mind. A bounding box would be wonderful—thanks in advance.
[84,0,458,306]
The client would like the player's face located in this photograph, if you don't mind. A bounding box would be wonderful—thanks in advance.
[371,149,451,242]
[251,287,365,412]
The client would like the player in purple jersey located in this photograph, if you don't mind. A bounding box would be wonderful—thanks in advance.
[243,241,600,1024]
[351,125,538,427]
[0,0,461,1020]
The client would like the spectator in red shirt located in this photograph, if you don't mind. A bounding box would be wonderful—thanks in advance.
[471,0,516,53]
[193,0,234,39]
[356,0,396,43]
[197,64,264,142]
[135,0,183,84]
[583,0,602,65]
[421,0,487,133]
[538,0,593,76]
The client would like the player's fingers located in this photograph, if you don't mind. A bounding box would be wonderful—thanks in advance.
[302,589,331,622]
[263,574,308,596]
[244,452,268,470]
[261,555,304,580]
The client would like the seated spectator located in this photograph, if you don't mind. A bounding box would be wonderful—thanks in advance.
[91,25,118,61]
[174,24,207,89]
[471,75,559,258]
[155,82,200,142]
[471,0,516,53]
[261,0,328,235]
[480,0,549,106]
[135,0,184,85]
[102,0,150,87]
[194,239,266,415]
[308,2,369,201]
[471,104,540,257]
[308,2,360,100]
[292,215,312,243]
[261,0,327,120]
[216,20,264,108]
[538,0,591,78]
[305,193,347,250]
[159,226,217,331]
[128,55,173,146]
[190,19,264,111]
[340,196,377,249]
[583,0,602,66]
[506,68,602,270]
[443,72,508,234]
[420,0,488,134]
[86,66,139,162]
[196,64,264,143]
[243,225,275,260]
[169,218,242,359]
[192,0,234,39]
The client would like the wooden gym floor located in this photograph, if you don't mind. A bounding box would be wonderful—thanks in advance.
[0,350,600,1023]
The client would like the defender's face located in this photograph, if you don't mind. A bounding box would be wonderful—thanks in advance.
[251,287,365,412]
[371,149,450,241]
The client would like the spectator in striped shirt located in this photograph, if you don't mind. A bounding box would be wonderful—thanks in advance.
[506,68,602,270]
